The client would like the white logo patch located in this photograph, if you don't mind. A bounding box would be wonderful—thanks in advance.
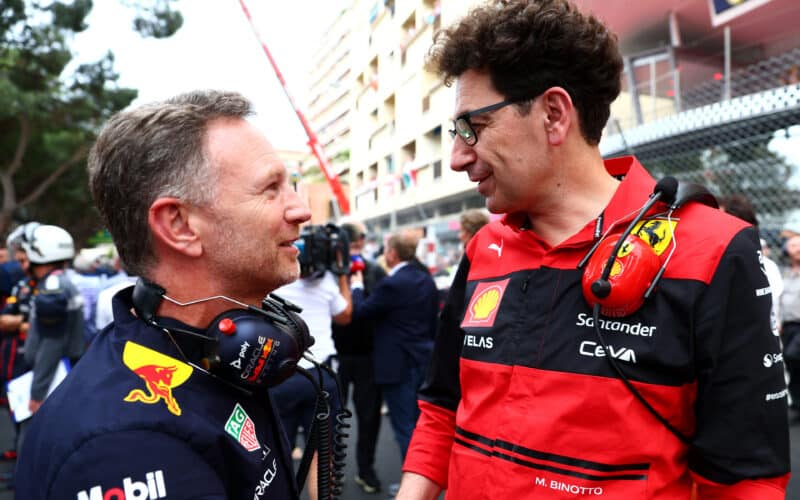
[766,389,788,402]
[77,470,166,499]
[763,352,783,368]
[579,340,637,363]
[488,240,503,257]
[44,274,61,291]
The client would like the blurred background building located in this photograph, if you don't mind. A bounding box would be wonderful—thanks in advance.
[290,0,800,265]
[594,0,800,250]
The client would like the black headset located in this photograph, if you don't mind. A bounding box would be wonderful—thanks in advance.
[577,176,717,444]
[131,278,314,390]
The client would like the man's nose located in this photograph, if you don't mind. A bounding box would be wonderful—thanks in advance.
[450,136,476,172]
[285,189,311,224]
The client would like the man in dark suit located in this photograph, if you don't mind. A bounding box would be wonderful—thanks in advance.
[349,229,438,462]
[332,222,387,493]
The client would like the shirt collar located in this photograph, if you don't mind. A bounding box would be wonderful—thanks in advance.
[389,261,409,276]
[112,286,209,363]
[498,155,657,246]
[600,156,657,227]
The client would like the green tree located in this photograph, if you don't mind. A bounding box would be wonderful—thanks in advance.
[0,0,182,244]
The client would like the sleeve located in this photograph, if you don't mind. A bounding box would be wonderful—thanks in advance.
[351,276,399,320]
[42,431,228,500]
[689,228,790,496]
[1,304,20,316]
[32,277,70,338]
[0,261,23,297]
[30,335,65,401]
[1,286,21,315]
[402,255,471,488]
[325,272,348,316]
[364,261,387,293]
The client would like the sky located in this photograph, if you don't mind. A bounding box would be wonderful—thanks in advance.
[70,0,348,151]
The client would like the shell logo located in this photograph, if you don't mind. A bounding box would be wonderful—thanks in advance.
[461,278,510,328]
[472,288,500,320]
[608,260,623,278]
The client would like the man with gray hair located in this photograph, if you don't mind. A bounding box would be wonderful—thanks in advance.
[349,229,439,480]
[332,221,386,493]
[16,90,312,499]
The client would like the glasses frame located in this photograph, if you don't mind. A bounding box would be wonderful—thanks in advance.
[448,98,527,146]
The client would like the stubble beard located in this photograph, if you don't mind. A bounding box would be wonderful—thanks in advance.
[205,220,298,302]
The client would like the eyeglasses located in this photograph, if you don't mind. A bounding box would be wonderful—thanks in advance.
[448,98,525,146]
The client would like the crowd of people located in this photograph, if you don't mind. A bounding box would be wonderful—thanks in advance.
[0,0,796,499]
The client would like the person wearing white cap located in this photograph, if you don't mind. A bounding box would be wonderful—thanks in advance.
[19,225,85,422]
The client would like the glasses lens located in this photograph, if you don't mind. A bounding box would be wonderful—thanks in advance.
[448,127,457,139]
[455,118,476,145]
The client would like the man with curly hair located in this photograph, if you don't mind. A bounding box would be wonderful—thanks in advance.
[397,1,790,498]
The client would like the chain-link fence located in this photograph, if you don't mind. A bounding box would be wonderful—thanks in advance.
[603,38,800,262]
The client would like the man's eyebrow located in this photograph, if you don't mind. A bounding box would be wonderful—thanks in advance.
[452,103,470,119]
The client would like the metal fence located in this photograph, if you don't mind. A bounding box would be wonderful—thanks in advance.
[603,41,800,261]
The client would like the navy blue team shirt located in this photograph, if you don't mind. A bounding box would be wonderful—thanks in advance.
[16,287,298,500]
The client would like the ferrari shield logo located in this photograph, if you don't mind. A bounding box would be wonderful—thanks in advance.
[631,218,678,256]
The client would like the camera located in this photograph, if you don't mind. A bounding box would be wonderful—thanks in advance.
[295,223,351,279]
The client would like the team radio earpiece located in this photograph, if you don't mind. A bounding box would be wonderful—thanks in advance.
[577,177,717,444]
[579,177,717,317]
[132,280,353,497]
[131,278,314,391]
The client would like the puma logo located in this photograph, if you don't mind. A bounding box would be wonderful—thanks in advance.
[488,240,503,257]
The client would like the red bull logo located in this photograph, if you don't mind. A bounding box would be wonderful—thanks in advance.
[245,338,274,383]
[122,342,192,416]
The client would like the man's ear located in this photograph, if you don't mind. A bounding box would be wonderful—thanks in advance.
[148,198,203,258]
[541,87,574,146]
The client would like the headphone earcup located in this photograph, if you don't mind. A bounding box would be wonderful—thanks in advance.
[582,234,661,317]
[208,308,310,389]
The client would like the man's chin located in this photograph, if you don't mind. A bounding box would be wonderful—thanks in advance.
[278,265,301,286]
[485,198,508,214]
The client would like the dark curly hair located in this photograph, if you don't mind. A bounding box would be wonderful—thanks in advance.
[427,0,623,145]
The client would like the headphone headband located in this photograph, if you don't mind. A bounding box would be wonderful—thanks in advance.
[130,278,313,390]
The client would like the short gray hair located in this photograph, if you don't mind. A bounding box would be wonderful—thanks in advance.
[88,90,253,277]
[387,230,419,262]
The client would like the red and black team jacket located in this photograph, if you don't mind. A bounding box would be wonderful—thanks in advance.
[404,157,790,499]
